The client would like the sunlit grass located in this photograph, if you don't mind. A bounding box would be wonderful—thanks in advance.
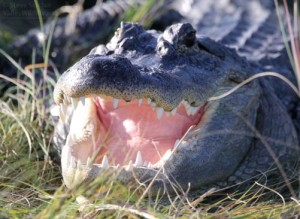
[1,0,300,218]
[0,57,60,218]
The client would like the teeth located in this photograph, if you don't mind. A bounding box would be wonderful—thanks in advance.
[87,156,93,167]
[190,106,200,115]
[61,103,68,115]
[113,98,119,109]
[153,149,172,168]
[147,98,151,104]
[182,100,190,115]
[76,160,82,170]
[101,155,109,169]
[137,99,142,106]
[67,96,71,104]
[182,100,200,116]
[71,98,79,110]
[80,96,85,106]
[150,101,156,109]
[58,105,64,119]
[63,97,69,105]
[156,107,164,119]
[171,107,177,116]
[70,156,76,168]
[59,103,67,122]
[134,151,143,166]
[125,160,133,171]
[147,162,153,168]
[66,134,74,147]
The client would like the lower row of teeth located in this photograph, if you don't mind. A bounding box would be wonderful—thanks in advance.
[57,95,202,121]
[70,139,180,171]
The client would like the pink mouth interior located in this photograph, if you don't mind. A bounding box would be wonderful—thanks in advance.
[72,97,204,165]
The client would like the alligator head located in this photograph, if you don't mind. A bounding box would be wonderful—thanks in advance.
[53,22,260,194]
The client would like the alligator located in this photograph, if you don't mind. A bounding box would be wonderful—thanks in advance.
[52,0,300,195]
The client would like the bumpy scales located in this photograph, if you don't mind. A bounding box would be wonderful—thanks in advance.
[53,1,299,194]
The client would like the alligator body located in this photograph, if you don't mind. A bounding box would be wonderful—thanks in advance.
[52,0,300,194]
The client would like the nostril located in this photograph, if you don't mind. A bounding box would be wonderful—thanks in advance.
[106,50,114,55]
[182,31,196,48]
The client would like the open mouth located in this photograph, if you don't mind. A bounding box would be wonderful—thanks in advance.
[59,94,207,183]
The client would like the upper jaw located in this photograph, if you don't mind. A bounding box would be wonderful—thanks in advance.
[53,54,210,112]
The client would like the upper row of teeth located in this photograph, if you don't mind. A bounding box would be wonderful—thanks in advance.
[58,95,202,121]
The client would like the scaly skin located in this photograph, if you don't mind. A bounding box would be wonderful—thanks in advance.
[53,20,299,194]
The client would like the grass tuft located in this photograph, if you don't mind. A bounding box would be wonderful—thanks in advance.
[1,0,300,218]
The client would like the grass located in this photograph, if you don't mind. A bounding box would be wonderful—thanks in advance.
[1,0,300,218]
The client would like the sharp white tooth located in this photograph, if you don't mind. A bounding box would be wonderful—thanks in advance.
[80,96,85,106]
[60,103,67,115]
[189,106,194,115]
[59,106,64,119]
[147,98,151,104]
[174,139,180,147]
[183,101,191,115]
[151,101,156,108]
[134,151,143,166]
[70,156,76,168]
[183,100,189,107]
[71,98,79,110]
[93,94,97,99]
[125,160,133,171]
[147,162,152,168]
[66,134,74,147]
[171,107,177,116]
[190,106,200,115]
[101,155,109,169]
[63,97,68,105]
[137,99,142,106]
[156,107,164,119]
[77,160,82,170]
[143,161,148,166]
[187,106,192,116]
[59,104,66,122]
[62,146,72,167]
[113,98,119,109]
[87,156,93,167]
